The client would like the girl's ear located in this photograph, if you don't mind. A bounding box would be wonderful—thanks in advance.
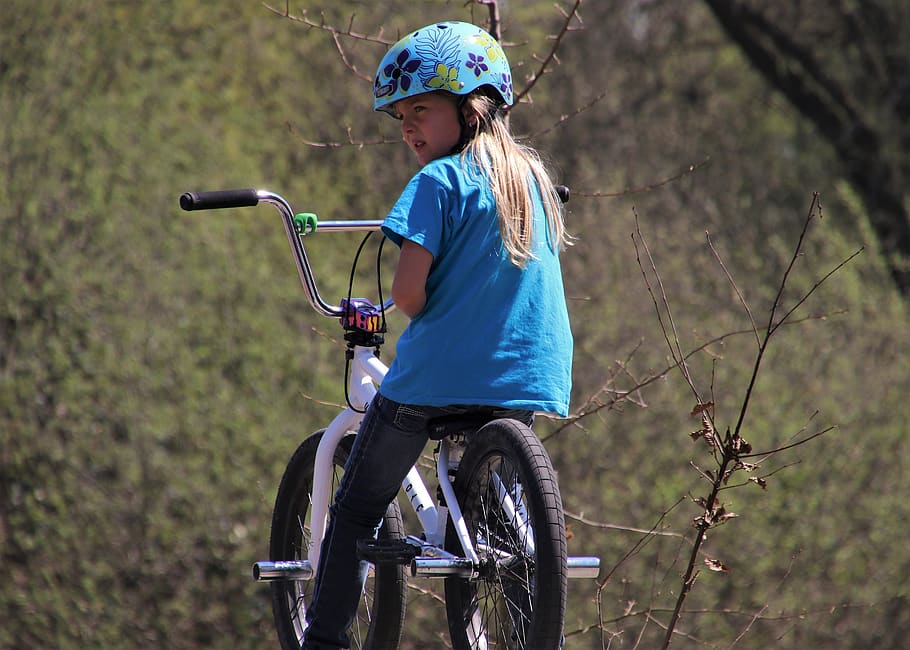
[461,97,480,128]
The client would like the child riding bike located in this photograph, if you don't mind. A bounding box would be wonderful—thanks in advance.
[301,21,573,649]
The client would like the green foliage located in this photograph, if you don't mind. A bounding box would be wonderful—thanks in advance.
[1,1,908,649]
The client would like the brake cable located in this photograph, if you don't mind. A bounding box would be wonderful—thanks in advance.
[341,233,389,413]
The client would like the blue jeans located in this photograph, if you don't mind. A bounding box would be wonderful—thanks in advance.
[301,393,532,649]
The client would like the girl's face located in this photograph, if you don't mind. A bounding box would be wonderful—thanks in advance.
[394,92,463,166]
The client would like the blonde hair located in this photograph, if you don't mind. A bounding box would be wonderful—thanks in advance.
[460,93,568,267]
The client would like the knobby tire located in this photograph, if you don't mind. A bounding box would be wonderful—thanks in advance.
[444,419,568,649]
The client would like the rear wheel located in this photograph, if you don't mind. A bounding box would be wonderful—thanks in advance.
[444,419,567,649]
[269,431,407,650]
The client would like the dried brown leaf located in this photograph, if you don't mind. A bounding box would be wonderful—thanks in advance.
[691,401,714,417]
[730,433,752,454]
[705,557,731,573]
[713,507,738,525]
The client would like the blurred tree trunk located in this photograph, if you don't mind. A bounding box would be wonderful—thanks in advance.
[702,0,910,294]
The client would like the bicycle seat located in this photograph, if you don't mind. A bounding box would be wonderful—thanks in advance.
[426,413,498,440]
[426,406,535,440]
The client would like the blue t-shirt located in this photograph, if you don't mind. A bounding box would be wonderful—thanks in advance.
[379,154,573,416]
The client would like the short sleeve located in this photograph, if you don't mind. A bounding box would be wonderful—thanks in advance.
[382,170,449,258]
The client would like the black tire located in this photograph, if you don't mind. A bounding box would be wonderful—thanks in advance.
[444,419,568,649]
[269,431,407,650]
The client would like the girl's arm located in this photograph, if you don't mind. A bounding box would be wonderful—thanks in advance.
[392,238,433,318]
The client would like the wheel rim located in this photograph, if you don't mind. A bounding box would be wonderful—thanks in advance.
[279,459,379,649]
[460,453,537,648]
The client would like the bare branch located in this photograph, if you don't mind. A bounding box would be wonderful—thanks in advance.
[263,4,392,45]
[730,194,820,441]
[575,158,711,199]
[545,308,843,441]
[597,497,689,587]
[285,121,399,149]
[742,425,837,459]
[645,192,857,648]
[512,0,583,105]
[330,30,372,82]
[633,211,700,398]
[706,231,761,349]
[770,245,864,336]
[475,0,502,41]
[765,193,822,337]
[565,509,685,539]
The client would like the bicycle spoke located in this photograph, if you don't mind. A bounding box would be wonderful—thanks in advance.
[270,433,406,650]
[460,457,537,648]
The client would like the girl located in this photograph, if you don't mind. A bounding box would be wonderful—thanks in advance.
[302,21,573,649]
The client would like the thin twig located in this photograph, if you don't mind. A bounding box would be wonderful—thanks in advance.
[633,212,699,397]
[598,497,688,586]
[731,194,821,442]
[564,510,685,538]
[576,158,711,198]
[741,425,837,458]
[727,552,799,648]
[285,121,398,149]
[770,246,864,336]
[706,231,760,349]
[545,309,843,440]
[263,4,392,45]
[512,0,583,104]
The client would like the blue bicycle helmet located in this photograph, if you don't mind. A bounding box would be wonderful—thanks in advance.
[373,21,514,116]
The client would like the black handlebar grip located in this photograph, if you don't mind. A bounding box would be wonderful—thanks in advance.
[554,185,570,204]
[179,189,260,211]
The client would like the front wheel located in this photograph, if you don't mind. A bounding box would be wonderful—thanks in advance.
[444,419,568,649]
[268,431,407,650]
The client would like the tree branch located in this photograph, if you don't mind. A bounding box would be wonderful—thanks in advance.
[512,0,584,105]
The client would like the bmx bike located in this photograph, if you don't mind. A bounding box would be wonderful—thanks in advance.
[179,187,599,649]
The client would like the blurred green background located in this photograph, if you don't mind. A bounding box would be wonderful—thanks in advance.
[2,1,908,648]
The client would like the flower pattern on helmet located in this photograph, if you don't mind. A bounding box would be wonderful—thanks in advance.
[497,73,513,101]
[373,21,514,114]
[375,48,421,99]
[427,62,462,92]
[466,52,489,77]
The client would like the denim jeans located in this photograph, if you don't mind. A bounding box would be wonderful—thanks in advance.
[301,393,532,649]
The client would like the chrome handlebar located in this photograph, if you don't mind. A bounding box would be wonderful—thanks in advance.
[180,189,390,318]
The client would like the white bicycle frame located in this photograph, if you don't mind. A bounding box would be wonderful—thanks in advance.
[183,190,598,582]
[306,344,482,574]
[246,190,486,581]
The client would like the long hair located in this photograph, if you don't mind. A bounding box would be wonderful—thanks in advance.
[460,93,569,268]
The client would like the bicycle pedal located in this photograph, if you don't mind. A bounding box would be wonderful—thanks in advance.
[356,539,420,565]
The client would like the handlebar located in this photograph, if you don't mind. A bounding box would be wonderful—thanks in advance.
[179,189,260,211]
[180,189,384,318]
[178,185,569,319]
[179,186,568,212]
